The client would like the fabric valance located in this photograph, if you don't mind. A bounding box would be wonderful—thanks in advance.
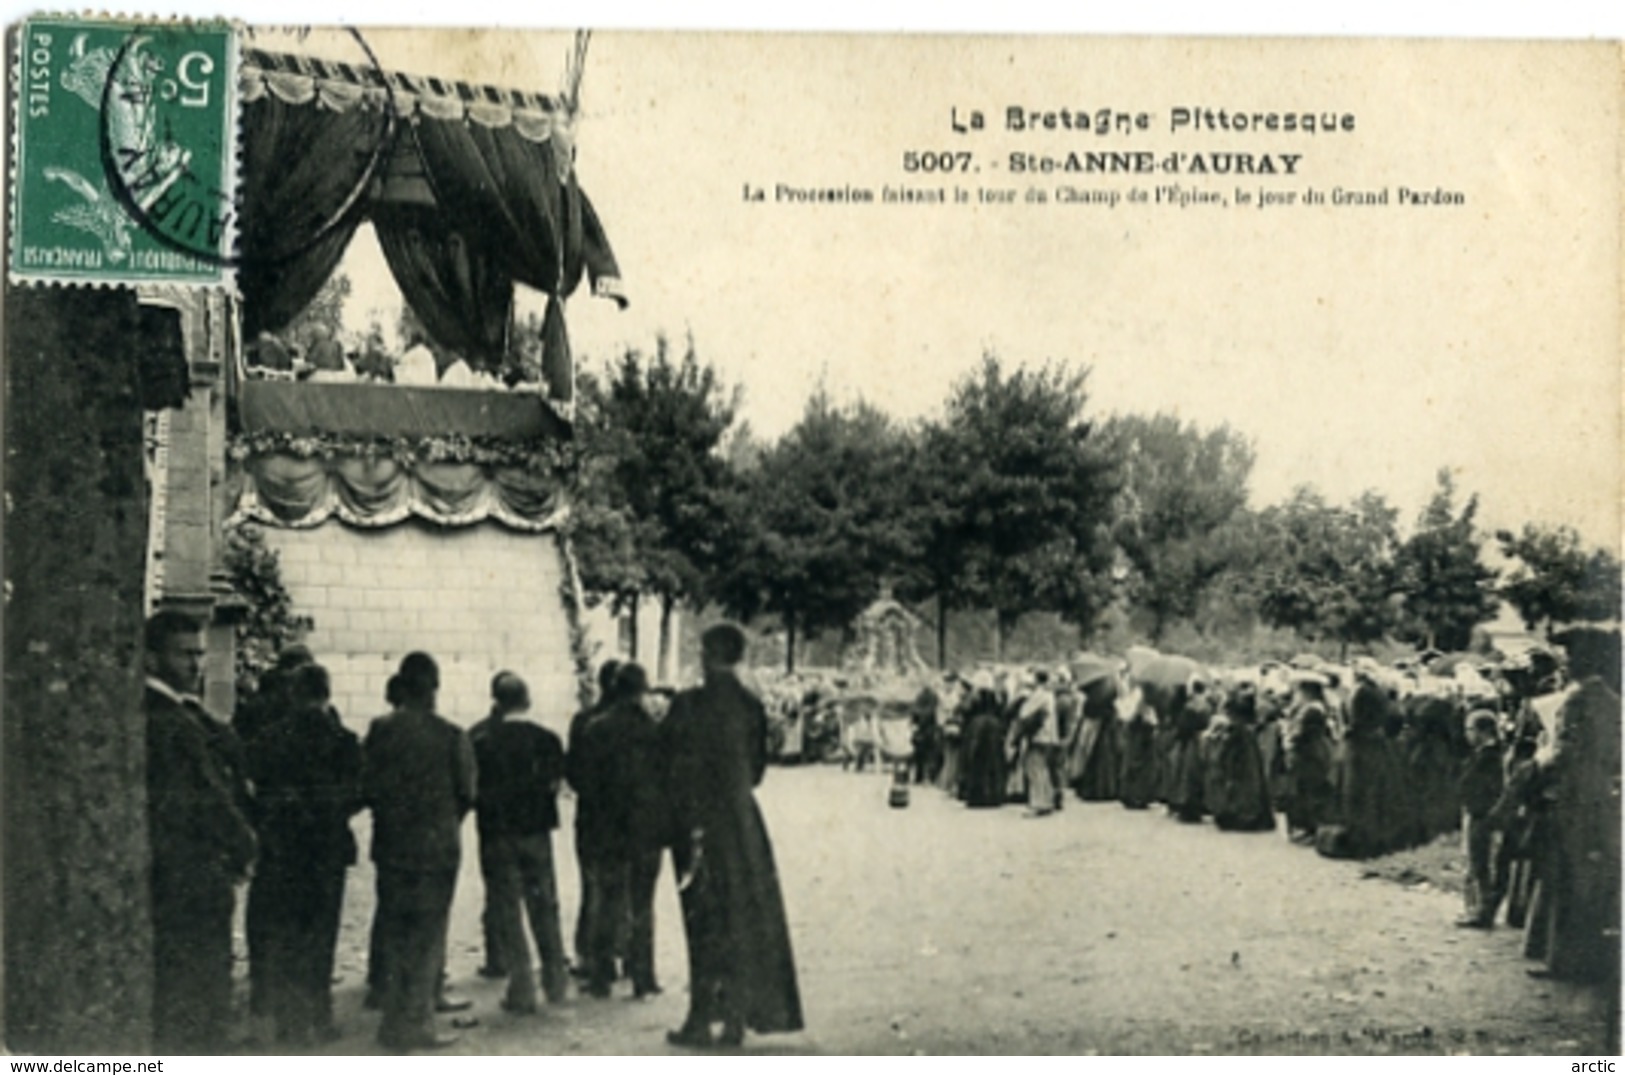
[231,451,567,532]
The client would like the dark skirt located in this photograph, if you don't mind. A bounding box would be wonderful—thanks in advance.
[1118,717,1158,809]
[1064,716,1121,801]
[959,714,1007,808]
[1204,723,1275,832]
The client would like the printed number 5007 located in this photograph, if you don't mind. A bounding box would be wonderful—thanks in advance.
[903,151,974,173]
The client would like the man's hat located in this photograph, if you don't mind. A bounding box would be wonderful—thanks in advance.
[701,623,748,666]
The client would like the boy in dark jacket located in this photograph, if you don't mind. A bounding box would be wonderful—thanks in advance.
[1457,711,1505,928]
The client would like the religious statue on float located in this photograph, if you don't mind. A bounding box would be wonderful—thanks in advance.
[842,583,928,679]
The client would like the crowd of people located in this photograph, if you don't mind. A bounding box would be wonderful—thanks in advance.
[245,326,526,391]
[138,603,1619,1054]
[881,631,1619,985]
[142,611,803,1054]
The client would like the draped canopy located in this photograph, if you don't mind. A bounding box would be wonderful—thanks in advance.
[236,47,627,403]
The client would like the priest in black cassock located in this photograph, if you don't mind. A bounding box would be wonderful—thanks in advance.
[661,623,803,1048]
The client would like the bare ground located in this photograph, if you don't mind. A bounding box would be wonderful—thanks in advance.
[235,765,1610,1055]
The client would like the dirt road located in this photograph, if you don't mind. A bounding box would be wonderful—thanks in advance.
[283,765,1606,1055]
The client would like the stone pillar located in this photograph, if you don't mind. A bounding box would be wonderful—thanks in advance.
[3,286,160,1052]
[142,288,243,716]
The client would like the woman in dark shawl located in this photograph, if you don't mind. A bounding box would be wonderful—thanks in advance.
[1164,683,1215,823]
[1399,693,1464,844]
[1062,659,1122,802]
[1117,695,1158,810]
[1202,682,1276,832]
[957,682,1008,808]
[1317,680,1409,858]
[1283,675,1338,843]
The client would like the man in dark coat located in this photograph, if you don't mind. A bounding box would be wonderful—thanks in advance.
[145,610,258,1054]
[247,663,362,1043]
[566,659,622,977]
[909,686,944,786]
[571,663,666,999]
[1524,626,1621,983]
[470,672,570,1012]
[236,642,314,1021]
[1455,711,1505,927]
[663,625,803,1048]
[363,652,476,1050]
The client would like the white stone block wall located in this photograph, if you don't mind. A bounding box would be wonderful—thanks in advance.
[262,520,582,735]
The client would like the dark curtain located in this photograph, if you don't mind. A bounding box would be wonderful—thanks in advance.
[580,192,626,307]
[413,121,632,402]
[540,296,572,403]
[238,95,393,338]
[372,204,514,374]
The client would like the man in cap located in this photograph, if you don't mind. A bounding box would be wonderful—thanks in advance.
[363,652,477,1050]
[236,641,315,1024]
[1456,711,1505,927]
[566,659,623,978]
[247,662,362,1043]
[470,672,569,1012]
[571,663,666,999]
[1524,625,1621,982]
[145,610,258,1053]
[663,625,803,1047]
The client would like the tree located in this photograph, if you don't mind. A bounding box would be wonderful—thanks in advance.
[1098,413,1256,640]
[1252,487,1401,658]
[716,391,921,672]
[571,336,739,679]
[898,426,974,667]
[223,521,314,694]
[927,353,1119,658]
[1497,523,1623,635]
[1392,469,1499,651]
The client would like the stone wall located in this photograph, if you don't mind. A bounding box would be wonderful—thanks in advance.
[4,286,157,1052]
[262,520,581,730]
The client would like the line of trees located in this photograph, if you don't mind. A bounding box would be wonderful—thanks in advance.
[567,339,1621,674]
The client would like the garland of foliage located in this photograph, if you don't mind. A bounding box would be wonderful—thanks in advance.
[228,429,580,477]
[223,519,314,694]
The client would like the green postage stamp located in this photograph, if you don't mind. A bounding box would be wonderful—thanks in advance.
[9,17,237,286]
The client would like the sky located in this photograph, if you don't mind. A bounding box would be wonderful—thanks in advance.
[264,25,1622,552]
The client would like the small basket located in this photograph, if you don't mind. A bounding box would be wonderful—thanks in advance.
[888,765,910,808]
